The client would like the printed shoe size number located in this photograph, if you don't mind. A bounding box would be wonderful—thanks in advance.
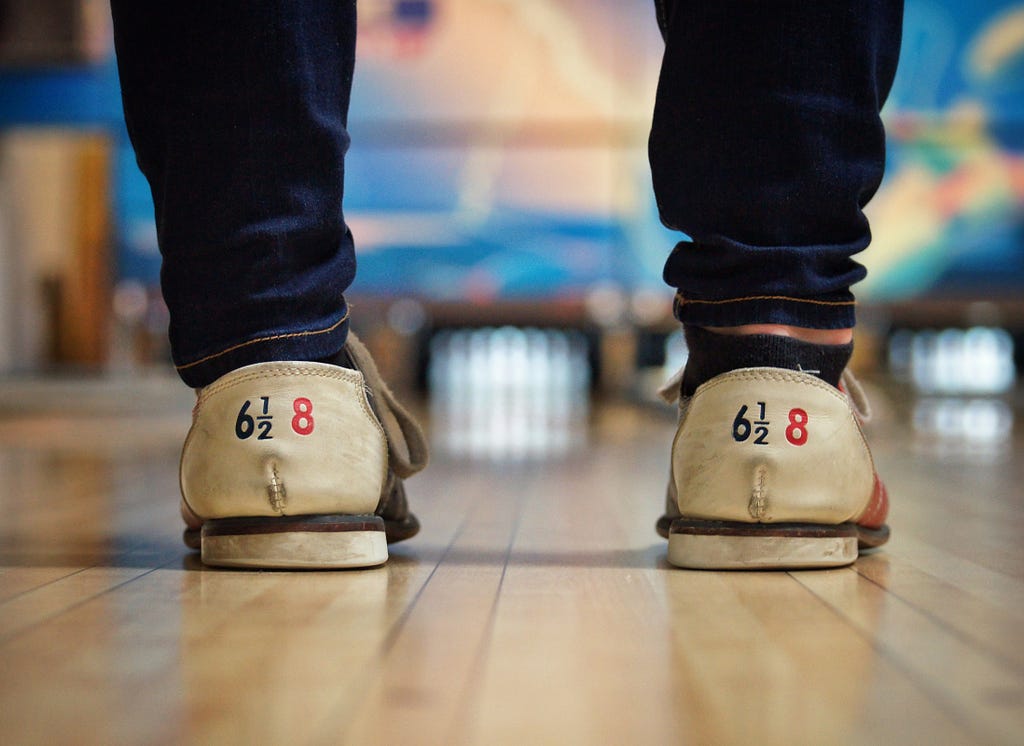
[732,402,808,446]
[235,396,316,440]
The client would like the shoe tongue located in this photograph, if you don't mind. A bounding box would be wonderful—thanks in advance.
[679,326,852,396]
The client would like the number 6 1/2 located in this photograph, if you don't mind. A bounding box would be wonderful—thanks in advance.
[733,403,768,445]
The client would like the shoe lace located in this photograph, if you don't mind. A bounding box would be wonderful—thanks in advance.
[840,368,872,423]
[346,333,430,478]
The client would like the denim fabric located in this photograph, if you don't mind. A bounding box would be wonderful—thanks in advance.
[651,0,903,329]
[111,1,901,387]
[110,0,356,387]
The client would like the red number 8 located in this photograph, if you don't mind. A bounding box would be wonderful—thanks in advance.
[292,397,315,435]
[786,408,808,446]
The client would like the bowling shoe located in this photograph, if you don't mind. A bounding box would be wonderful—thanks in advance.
[658,366,888,569]
[179,333,427,568]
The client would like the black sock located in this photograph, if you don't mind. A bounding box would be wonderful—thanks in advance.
[680,325,852,396]
[316,346,356,369]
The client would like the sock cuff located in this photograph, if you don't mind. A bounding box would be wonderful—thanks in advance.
[680,325,853,396]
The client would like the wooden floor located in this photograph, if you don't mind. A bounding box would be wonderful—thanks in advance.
[1,376,1023,745]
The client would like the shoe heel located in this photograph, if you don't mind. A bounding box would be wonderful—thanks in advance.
[667,519,858,570]
[200,514,388,569]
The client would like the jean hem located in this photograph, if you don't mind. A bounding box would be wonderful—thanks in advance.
[673,292,857,329]
[175,310,351,388]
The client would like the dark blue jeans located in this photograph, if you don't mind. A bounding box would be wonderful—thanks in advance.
[652,0,902,330]
[111,0,902,388]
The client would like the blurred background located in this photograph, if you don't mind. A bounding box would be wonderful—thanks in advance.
[0,0,1021,459]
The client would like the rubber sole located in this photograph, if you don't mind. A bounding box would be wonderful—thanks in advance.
[667,519,879,570]
[199,514,388,569]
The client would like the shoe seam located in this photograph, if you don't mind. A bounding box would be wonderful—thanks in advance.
[694,367,847,402]
[677,368,877,523]
[197,363,366,403]
[195,365,383,446]
[182,364,389,522]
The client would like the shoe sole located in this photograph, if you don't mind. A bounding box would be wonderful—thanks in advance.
[667,519,888,570]
[199,514,388,569]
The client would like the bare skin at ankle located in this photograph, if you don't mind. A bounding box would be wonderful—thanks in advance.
[704,324,853,346]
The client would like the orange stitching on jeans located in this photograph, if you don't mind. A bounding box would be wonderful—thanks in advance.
[675,292,855,307]
[175,309,351,371]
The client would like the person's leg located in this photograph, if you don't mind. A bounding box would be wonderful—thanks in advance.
[651,0,902,336]
[650,0,902,569]
[110,1,427,569]
[111,0,355,389]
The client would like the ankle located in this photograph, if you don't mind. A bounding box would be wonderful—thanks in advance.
[703,324,853,346]
[679,325,853,396]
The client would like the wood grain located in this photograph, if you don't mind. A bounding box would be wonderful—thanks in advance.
[0,390,1021,744]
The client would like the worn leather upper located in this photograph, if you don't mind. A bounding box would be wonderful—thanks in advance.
[669,367,876,524]
[180,361,388,520]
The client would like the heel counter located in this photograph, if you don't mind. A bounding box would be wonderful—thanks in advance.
[180,362,388,520]
[671,368,874,524]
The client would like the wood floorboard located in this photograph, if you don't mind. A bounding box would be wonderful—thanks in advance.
[0,565,164,642]
[0,384,1022,744]
[0,566,86,604]
[853,547,1024,674]
[337,469,526,745]
[799,566,1024,744]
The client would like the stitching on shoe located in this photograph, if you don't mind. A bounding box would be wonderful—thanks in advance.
[686,366,878,496]
[185,363,390,513]
[194,364,368,419]
[695,367,845,400]
[197,364,365,402]
[193,363,389,478]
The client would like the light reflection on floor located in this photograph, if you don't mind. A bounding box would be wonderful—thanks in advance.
[889,327,1018,462]
[428,327,590,460]
[910,397,1015,462]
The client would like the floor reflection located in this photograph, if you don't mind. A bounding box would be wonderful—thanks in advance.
[889,326,1018,461]
[662,567,888,744]
[912,397,1015,461]
[179,562,396,743]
